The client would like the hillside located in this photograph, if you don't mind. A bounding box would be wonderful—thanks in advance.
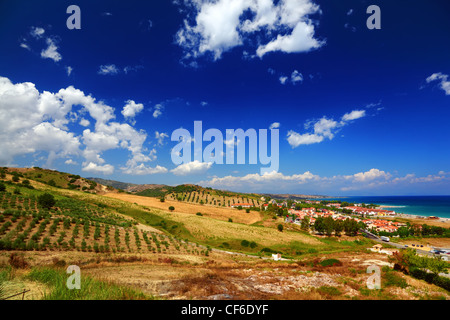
[86,177,138,191]
[1,167,449,301]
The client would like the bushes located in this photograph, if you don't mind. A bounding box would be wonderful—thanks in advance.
[38,193,56,209]
[410,267,450,291]
[319,258,342,267]
[8,253,28,269]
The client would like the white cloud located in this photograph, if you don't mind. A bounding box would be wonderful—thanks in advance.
[155,131,169,146]
[287,109,367,148]
[256,19,323,57]
[98,64,119,75]
[269,122,280,129]
[171,160,212,176]
[0,75,165,176]
[121,163,168,175]
[287,131,324,147]
[176,0,323,62]
[20,43,30,50]
[426,72,450,95]
[153,104,164,118]
[279,76,288,84]
[199,168,450,194]
[351,168,391,182]
[347,9,353,15]
[121,100,144,120]
[82,162,115,175]
[79,118,90,127]
[41,38,62,62]
[65,159,77,165]
[291,70,303,84]
[30,27,45,38]
[342,109,366,121]
[66,66,73,76]
[199,170,320,191]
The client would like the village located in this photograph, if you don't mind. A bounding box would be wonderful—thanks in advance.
[231,198,405,234]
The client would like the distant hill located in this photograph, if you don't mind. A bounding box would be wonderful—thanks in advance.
[86,177,139,191]
[87,177,330,200]
[263,193,332,200]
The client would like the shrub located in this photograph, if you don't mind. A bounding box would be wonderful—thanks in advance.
[317,286,342,296]
[9,253,28,269]
[320,259,342,267]
[277,224,284,232]
[196,212,203,216]
[384,270,408,288]
[228,218,233,222]
[168,206,175,212]
[0,183,5,192]
[241,240,250,247]
[38,193,56,209]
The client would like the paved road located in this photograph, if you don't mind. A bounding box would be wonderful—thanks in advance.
[360,229,450,279]
[360,229,439,257]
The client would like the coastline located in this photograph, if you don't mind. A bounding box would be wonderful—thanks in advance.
[393,212,450,227]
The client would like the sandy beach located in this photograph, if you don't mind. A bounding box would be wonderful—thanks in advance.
[394,213,450,228]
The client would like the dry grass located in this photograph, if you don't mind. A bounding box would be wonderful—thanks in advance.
[105,192,263,225]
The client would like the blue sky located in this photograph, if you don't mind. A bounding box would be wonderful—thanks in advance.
[0,0,450,196]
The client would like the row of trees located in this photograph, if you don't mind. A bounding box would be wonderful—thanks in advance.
[296,216,364,237]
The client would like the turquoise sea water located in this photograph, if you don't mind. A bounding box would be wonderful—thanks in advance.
[320,196,450,219]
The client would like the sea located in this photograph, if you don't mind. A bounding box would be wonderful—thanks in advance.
[318,196,450,219]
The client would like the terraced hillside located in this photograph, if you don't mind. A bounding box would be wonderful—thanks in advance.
[0,181,208,256]
[164,186,264,208]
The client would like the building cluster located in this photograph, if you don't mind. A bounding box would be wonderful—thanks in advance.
[284,204,403,233]
[231,199,404,234]
[344,206,396,217]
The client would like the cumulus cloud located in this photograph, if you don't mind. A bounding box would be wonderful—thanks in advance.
[426,72,450,95]
[121,163,168,175]
[287,131,324,147]
[41,38,62,62]
[65,159,77,165]
[350,168,391,182]
[287,109,367,148]
[82,162,115,175]
[171,160,212,176]
[121,100,144,121]
[176,0,324,62]
[199,168,450,194]
[0,75,166,176]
